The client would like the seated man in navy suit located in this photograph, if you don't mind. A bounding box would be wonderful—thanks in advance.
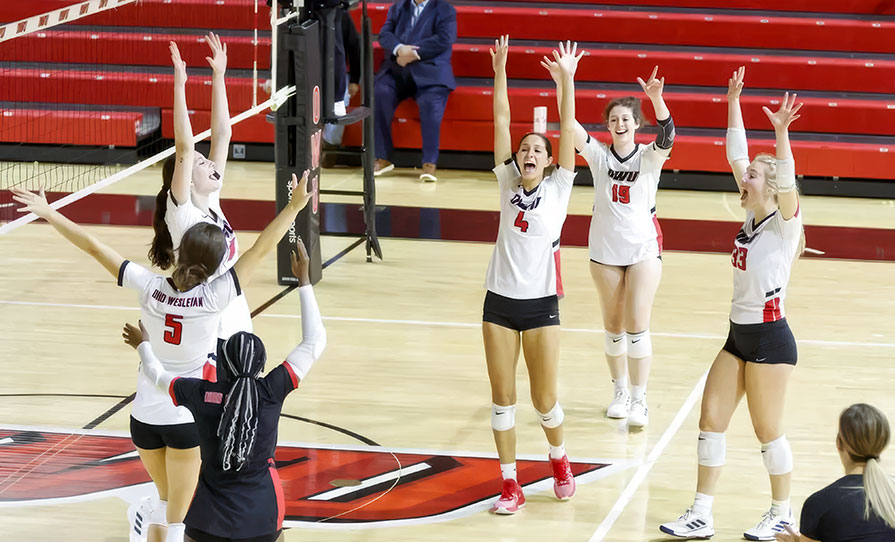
[373,0,457,182]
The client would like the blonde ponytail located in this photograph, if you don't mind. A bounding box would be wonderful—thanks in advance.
[863,456,895,528]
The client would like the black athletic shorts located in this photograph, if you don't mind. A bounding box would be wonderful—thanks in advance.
[482,290,559,331]
[130,416,199,450]
[722,318,797,365]
[186,527,281,542]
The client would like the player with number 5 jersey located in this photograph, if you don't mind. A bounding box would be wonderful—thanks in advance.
[544,59,675,428]
[483,37,579,516]
[10,171,311,542]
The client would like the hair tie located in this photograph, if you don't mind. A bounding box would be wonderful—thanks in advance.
[866,455,880,461]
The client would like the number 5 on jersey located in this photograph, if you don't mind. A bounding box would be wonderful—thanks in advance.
[514,211,529,233]
[164,314,183,345]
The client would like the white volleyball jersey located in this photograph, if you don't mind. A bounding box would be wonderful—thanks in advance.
[729,207,802,325]
[165,191,252,336]
[484,160,575,299]
[118,260,241,424]
[580,136,670,266]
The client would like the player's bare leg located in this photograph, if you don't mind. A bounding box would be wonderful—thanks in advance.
[743,362,796,539]
[622,257,662,426]
[164,446,201,541]
[483,322,525,513]
[589,261,628,418]
[136,446,169,542]
[522,325,574,500]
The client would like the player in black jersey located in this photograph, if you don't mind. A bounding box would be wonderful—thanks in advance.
[124,239,326,542]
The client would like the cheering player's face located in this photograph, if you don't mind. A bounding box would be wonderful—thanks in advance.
[191,154,223,196]
[516,134,553,181]
[739,160,774,210]
[606,105,640,146]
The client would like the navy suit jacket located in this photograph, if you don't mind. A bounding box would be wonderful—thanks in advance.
[376,0,457,90]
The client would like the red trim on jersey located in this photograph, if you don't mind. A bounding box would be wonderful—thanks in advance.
[282,362,299,390]
[268,458,285,530]
[763,297,782,322]
[202,361,217,383]
[553,247,564,299]
[652,213,664,254]
[794,204,800,218]
[169,377,181,406]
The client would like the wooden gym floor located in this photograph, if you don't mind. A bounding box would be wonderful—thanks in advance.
[0,162,893,541]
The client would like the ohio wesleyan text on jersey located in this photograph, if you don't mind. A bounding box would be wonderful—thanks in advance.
[484,160,575,299]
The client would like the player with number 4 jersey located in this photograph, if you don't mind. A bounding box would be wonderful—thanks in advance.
[483,37,580,517]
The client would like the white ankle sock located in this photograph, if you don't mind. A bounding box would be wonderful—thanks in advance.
[631,385,646,401]
[500,462,517,481]
[165,522,185,542]
[613,376,628,390]
[771,498,790,516]
[549,443,566,460]
[693,492,714,516]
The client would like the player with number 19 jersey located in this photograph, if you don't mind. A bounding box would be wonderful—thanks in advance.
[117,260,241,425]
[580,136,670,266]
[484,159,576,299]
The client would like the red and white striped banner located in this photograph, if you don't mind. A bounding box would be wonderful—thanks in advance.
[0,0,136,43]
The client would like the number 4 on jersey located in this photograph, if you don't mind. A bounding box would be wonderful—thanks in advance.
[514,211,529,233]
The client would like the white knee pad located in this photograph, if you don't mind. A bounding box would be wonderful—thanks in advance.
[761,434,793,475]
[149,499,167,526]
[697,431,726,467]
[491,403,516,432]
[627,330,652,359]
[605,331,627,356]
[535,402,565,429]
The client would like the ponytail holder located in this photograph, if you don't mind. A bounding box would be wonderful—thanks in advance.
[866,455,880,461]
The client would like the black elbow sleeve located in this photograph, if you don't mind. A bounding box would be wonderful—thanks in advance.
[656,116,675,150]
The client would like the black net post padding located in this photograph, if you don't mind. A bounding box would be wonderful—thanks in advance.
[361,0,381,262]
[274,18,323,285]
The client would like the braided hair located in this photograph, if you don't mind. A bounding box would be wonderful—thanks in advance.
[217,332,267,471]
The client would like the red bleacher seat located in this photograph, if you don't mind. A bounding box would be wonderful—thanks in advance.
[357,4,895,54]
[492,0,895,16]
[160,108,272,143]
[0,109,142,146]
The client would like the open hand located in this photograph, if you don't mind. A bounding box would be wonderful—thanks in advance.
[290,236,311,285]
[552,40,585,77]
[169,41,187,86]
[289,170,313,211]
[9,186,52,219]
[490,35,509,74]
[763,92,803,131]
[728,66,745,100]
[637,65,665,101]
[204,32,228,75]
[540,54,561,86]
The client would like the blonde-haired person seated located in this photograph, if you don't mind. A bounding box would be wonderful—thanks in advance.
[777,404,895,542]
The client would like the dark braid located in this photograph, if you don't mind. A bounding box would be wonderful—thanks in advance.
[217,332,267,471]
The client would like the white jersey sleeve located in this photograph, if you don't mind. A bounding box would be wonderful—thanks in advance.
[165,191,207,253]
[118,260,158,307]
[579,135,608,175]
[493,158,522,191]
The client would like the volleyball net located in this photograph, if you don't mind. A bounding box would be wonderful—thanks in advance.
[0,0,296,232]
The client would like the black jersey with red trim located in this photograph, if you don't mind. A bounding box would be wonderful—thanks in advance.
[170,362,299,539]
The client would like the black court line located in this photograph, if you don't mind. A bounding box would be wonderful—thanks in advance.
[279,413,379,447]
[250,238,366,318]
[82,394,135,430]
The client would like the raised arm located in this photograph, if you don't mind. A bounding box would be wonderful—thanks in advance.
[282,239,326,384]
[553,41,584,172]
[205,33,232,178]
[541,53,587,151]
[232,170,312,284]
[726,66,749,190]
[637,65,674,150]
[170,41,194,206]
[762,92,802,220]
[10,187,124,277]
[490,35,512,166]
